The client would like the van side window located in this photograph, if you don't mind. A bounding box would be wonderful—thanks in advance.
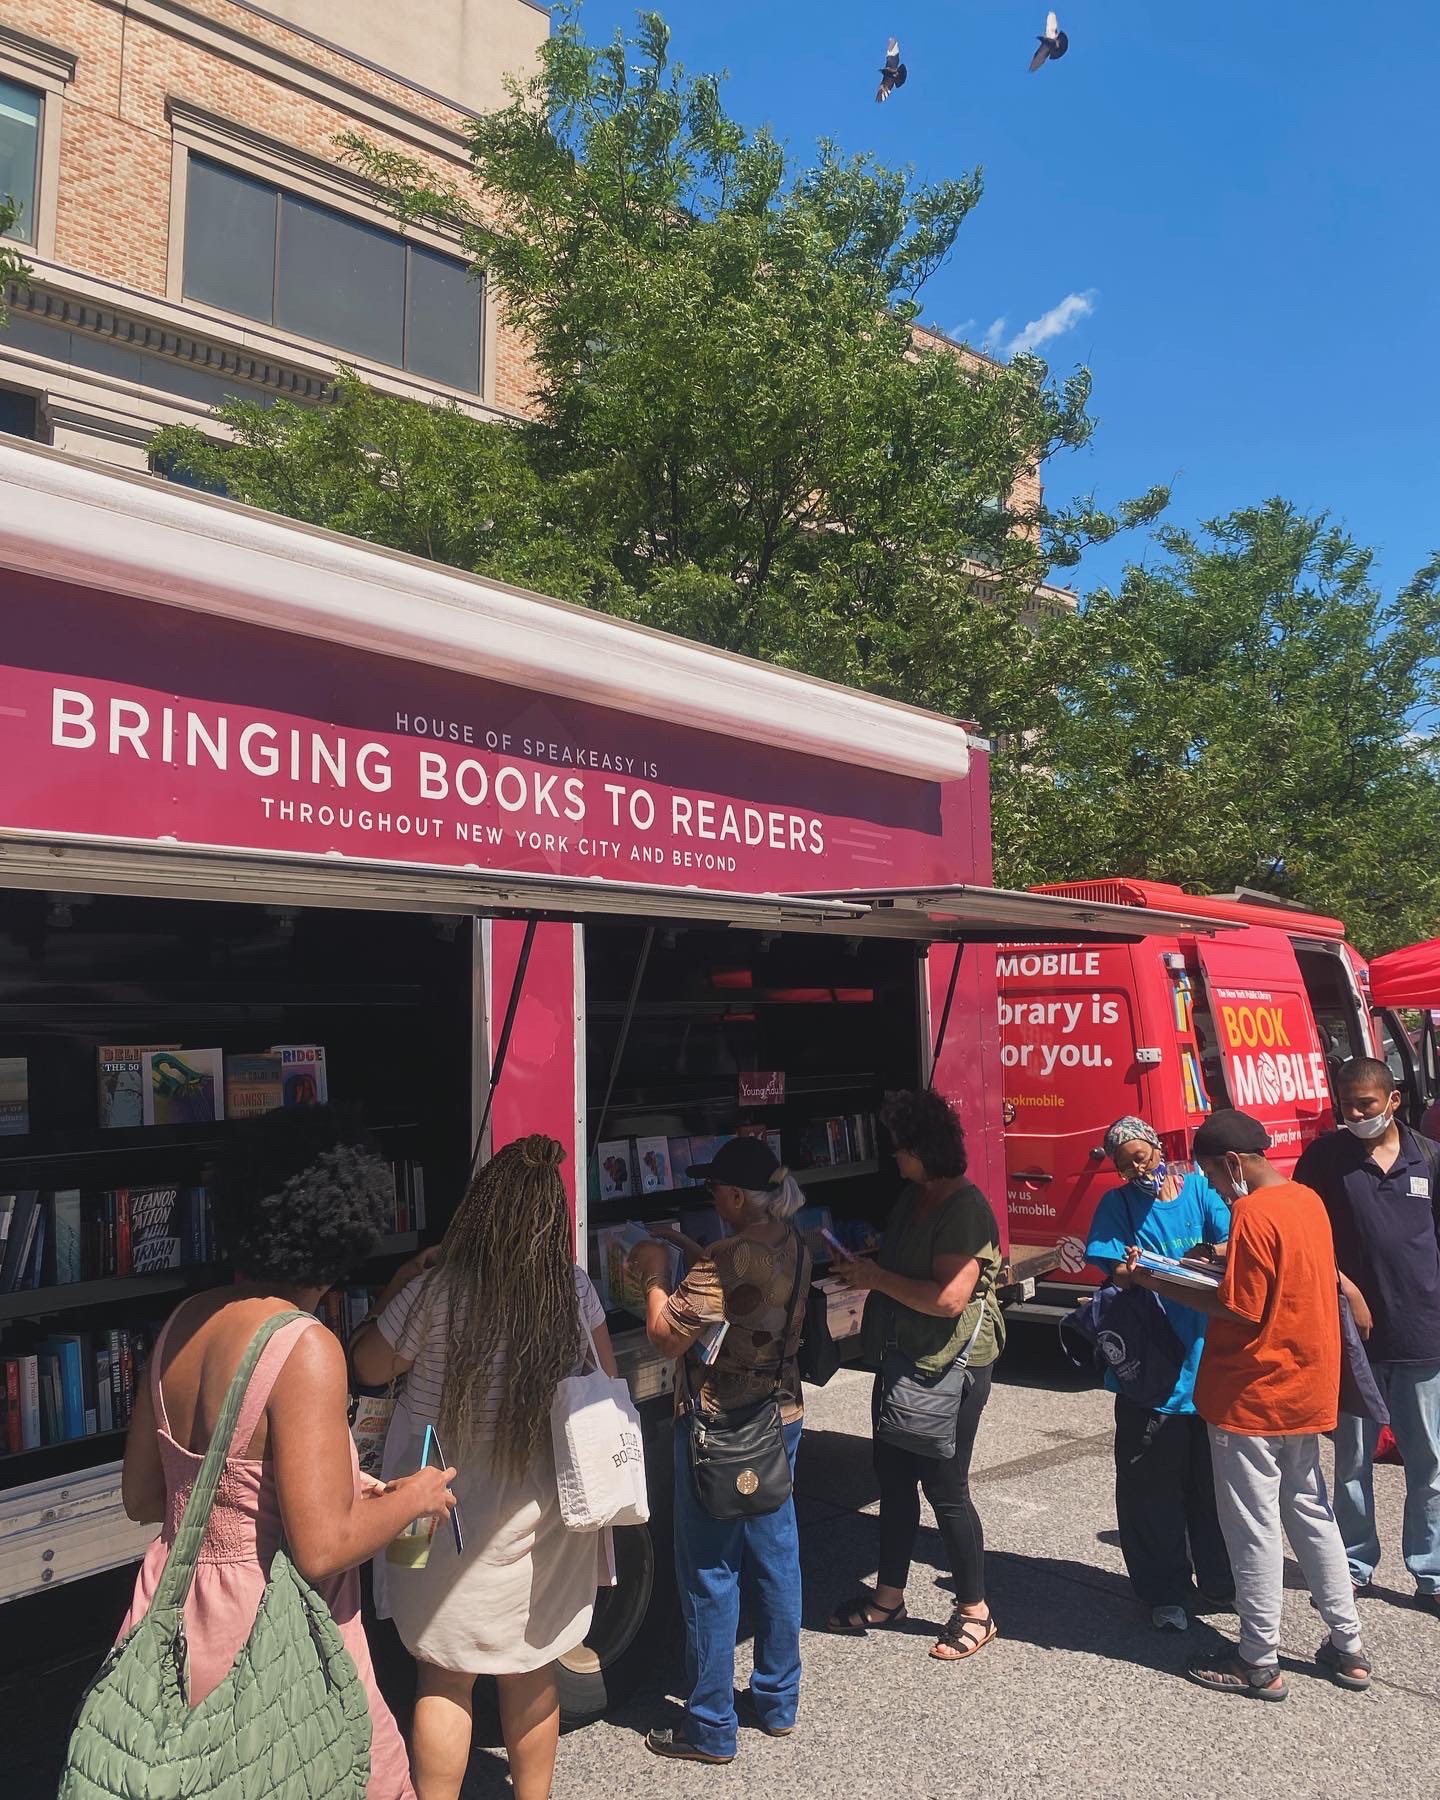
[1190,994,1232,1109]
[1292,945,1366,1092]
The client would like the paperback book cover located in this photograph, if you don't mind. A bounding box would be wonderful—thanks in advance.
[635,1136,674,1194]
[0,1192,41,1291]
[224,1053,284,1120]
[270,1045,329,1107]
[51,1189,82,1285]
[0,1056,28,1136]
[98,1044,178,1129]
[142,1049,225,1126]
[124,1186,187,1274]
[595,1140,636,1201]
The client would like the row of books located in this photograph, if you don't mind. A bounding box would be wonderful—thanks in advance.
[317,1285,382,1347]
[796,1113,879,1169]
[593,1130,785,1202]
[591,1112,878,1203]
[96,1044,328,1130]
[0,1325,154,1454]
[0,1161,423,1296]
[0,1187,218,1293]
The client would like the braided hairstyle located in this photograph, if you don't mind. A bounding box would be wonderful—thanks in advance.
[420,1134,582,1476]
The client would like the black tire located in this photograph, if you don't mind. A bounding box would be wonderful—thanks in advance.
[554,1516,677,1727]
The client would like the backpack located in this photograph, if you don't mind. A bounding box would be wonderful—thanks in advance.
[1060,1281,1188,1412]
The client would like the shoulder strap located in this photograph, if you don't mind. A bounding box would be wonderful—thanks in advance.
[151,1309,310,1617]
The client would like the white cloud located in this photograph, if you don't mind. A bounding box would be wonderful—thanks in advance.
[1003,289,1097,356]
[980,316,1008,352]
[949,318,977,341]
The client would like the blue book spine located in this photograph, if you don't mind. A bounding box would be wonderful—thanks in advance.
[38,1338,86,1438]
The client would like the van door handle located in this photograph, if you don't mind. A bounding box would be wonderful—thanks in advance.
[1012,1170,1053,1184]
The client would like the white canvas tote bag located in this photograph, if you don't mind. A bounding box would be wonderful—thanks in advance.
[550,1320,650,1531]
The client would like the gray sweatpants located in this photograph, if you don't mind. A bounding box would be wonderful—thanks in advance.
[1208,1426,1363,1667]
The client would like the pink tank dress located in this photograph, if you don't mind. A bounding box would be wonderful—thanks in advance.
[120,1310,416,1800]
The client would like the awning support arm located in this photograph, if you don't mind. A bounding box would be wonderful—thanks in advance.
[589,925,655,1159]
[929,942,966,1082]
[470,916,537,1181]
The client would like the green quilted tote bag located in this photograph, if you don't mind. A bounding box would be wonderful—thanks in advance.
[60,1309,373,1799]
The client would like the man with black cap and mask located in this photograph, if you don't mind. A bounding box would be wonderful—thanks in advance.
[1295,1057,1440,1610]
[1123,1108,1373,1700]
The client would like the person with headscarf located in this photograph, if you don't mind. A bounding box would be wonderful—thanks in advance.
[1086,1114,1233,1631]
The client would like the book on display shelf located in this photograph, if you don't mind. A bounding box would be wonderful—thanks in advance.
[223,1053,284,1120]
[98,1044,178,1129]
[269,1045,329,1107]
[635,1136,674,1194]
[0,1323,156,1452]
[0,1057,28,1137]
[595,1141,636,1201]
[142,1048,225,1126]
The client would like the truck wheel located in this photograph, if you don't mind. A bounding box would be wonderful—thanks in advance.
[555,1519,675,1727]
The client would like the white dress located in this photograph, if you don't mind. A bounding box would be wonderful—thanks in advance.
[373,1265,605,1674]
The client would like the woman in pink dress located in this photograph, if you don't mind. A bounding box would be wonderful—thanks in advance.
[119,1108,455,1799]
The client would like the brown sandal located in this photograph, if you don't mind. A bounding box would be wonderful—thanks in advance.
[827,1590,908,1634]
[930,1604,997,1661]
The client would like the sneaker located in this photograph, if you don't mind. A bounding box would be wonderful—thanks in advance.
[646,1729,734,1764]
[1152,1604,1189,1633]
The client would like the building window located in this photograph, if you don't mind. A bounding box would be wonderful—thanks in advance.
[0,387,39,438]
[0,76,41,244]
[182,156,481,393]
[151,449,229,495]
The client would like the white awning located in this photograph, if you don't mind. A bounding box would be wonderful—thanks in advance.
[795,884,1245,943]
[0,441,973,784]
[0,834,867,930]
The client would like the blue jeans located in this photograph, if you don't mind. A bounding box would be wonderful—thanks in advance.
[1334,1359,1440,1594]
[671,1415,803,1758]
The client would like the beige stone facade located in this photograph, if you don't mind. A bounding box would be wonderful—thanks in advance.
[0,0,545,467]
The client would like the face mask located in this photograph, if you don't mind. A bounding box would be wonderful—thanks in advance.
[1132,1159,1169,1196]
[1345,1108,1393,1141]
[1227,1158,1249,1199]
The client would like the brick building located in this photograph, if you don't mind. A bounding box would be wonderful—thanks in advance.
[0,0,545,465]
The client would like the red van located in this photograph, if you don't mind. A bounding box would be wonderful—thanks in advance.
[996,879,1411,1296]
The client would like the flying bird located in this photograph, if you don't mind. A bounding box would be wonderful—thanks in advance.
[876,38,907,103]
[1029,11,1069,71]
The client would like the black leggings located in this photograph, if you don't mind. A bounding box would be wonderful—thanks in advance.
[873,1360,994,1606]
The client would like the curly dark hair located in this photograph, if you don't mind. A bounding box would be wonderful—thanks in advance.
[881,1089,968,1180]
[208,1105,393,1286]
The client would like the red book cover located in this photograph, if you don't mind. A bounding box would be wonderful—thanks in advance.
[1,1359,16,1454]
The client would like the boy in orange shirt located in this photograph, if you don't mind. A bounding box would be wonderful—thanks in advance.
[1124,1109,1373,1701]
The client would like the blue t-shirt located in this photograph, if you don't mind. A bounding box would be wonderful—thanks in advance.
[1086,1173,1232,1415]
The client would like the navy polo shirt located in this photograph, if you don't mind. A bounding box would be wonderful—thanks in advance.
[1294,1127,1440,1365]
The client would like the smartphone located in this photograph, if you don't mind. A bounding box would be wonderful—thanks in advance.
[423,1425,465,1555]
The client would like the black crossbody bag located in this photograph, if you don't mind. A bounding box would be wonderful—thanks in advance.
[874,1262,995,1462]
[687,1232,808,1520]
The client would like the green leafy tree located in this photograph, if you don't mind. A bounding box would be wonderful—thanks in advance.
[994,501,1440,952]
[0,197,33,325]
[159,7,1161,738]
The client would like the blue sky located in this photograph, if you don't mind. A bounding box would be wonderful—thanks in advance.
[574,1,1438,599]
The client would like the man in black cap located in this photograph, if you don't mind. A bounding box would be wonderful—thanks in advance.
[1124,1109,1373,1700]
[1294,1057,1440,1609]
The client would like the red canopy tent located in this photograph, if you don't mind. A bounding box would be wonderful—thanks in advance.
[1368,938,1440,1008]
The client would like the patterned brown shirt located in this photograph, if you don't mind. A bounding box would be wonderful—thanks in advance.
[663,1230,811,1424]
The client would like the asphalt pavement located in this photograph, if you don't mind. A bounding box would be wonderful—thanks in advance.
[474,1327,1439,1800]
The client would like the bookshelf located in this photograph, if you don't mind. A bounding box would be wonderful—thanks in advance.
[0,892,475,1629]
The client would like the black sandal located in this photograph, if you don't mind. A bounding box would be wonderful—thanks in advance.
[1316,1639,1372,1691]
[1185,1652,1287,1700]
[827,1590,907,1634]
[930,1605,998,1661]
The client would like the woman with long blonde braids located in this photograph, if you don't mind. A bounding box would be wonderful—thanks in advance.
[351,1135,617,1800]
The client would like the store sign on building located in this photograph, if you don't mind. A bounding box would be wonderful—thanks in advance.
[0,574,983,896]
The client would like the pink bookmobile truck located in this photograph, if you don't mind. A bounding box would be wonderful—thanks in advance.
[0,441,1223,1720]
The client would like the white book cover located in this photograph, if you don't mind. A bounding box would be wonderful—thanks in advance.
[270,1044,329,1106]
[142,1049,225,1126]
[595,1141,636,1201]
[635,1136,674,1194]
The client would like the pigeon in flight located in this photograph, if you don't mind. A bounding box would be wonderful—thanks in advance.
[1029,11,1069,71]
[876,38,908,103]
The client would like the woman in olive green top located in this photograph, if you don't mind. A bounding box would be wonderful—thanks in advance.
[828,1090,1005,1661]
